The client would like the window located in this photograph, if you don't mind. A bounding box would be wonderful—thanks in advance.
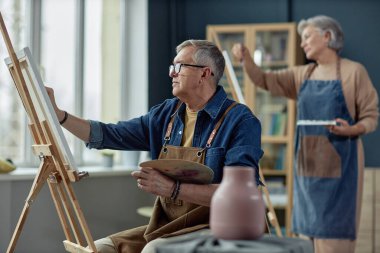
[83,0,104,164]
[41,0,77,162]
[0,0,28,165]
[0,0,148,168]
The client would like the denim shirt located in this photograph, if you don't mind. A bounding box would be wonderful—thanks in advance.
[87,86,263,183]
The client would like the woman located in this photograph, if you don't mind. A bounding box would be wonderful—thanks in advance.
[232,15,378,253]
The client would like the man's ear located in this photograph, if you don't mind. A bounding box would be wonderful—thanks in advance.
[202,68,212,77]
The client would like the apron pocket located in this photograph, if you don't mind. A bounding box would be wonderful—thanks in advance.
[297,135,341,178]
[164,197,183,206]
[159,145,205,164]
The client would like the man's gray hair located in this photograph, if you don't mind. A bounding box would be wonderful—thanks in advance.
[176,40,225,86]
[297,15,344,52]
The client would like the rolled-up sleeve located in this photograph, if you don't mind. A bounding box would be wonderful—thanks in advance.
[224,115,264,185]
[86,120,103,149]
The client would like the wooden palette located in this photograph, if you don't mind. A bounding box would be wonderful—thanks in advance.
[139,159,214,184]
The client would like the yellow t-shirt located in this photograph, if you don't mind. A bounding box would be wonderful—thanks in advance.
[181,106,198,147]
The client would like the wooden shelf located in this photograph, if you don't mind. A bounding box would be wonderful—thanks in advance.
[262,135,290,143]
[262,169,287,176]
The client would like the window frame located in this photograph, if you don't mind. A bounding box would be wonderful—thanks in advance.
[8,0,148,167]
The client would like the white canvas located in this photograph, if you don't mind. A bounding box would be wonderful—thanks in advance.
[4,47,77,171]
[222,50,246,104]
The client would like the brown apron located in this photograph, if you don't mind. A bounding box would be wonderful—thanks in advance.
[110,102,237,253]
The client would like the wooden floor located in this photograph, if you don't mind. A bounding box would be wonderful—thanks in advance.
[356,168,380,253]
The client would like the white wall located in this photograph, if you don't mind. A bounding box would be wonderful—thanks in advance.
[0,171,155,253]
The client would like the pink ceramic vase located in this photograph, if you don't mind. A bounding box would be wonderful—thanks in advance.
[210,166,265,240]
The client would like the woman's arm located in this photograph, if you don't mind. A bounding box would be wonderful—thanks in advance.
[231,43,300,99]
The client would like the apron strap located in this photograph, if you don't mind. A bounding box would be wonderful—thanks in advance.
[304,63,317,80]
[336,57,341,80]
[304,57,341,81]
[164,101,238,148]
[164,101,183,141]
[206,102,238,147]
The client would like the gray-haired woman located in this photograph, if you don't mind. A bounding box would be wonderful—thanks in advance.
[232,15,378,253]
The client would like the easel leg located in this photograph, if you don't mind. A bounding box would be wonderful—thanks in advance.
[6,159,54,253]
[48,173,98,253]
[48,174,86,245]
[259,168,283,237]
[47,178,76,243]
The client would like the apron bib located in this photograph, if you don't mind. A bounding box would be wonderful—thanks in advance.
[111,102,237,252]
[292,60,358,239]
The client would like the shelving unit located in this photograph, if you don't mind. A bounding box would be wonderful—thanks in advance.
[207,23,303,236]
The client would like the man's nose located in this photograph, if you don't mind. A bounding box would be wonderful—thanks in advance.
[169,70,178,77]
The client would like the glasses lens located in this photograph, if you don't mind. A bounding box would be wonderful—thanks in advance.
[169,64,182,76]
[169,63,181,76]
[175,63,181,74]
[169,65,174,76]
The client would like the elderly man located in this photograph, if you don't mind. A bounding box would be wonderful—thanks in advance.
[47,39,263,253]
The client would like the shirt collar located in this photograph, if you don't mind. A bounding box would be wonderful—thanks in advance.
[202,85,228,119]
[176,85,228,120]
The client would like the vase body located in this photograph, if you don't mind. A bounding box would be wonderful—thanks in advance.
[210,166,265,240]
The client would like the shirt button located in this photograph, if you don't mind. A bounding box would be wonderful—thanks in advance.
[179,131,182,135]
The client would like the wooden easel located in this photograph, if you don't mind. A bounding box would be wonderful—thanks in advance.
[210,30,283,237]
[0,12,98,253]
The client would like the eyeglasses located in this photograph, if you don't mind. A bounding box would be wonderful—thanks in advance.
[169,63,214,76]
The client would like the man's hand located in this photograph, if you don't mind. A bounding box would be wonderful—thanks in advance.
[45,86,65,121]
[132,167,219,206]
[131,167,175,198]
[45,86,91,141]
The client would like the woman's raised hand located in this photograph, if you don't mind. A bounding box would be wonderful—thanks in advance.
[231,43,247,62]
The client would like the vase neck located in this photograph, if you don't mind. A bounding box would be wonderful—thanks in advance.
[223,166,255,182]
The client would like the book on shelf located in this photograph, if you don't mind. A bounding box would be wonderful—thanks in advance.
[265,177,286,193]
[263,177,287,207]
[269,31,288,62]
[263,193,287,207]
[260,143,286,171]
[259,104,287,136]
[270,113,287,136]
[274,145,286,170]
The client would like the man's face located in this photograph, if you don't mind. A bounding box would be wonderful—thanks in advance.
[170,46,204,100]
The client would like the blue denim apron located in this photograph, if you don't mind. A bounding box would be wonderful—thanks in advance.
[292,60,358,239]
